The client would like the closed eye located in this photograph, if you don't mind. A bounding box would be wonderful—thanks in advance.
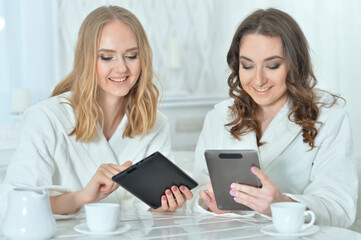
[242,64,253,70]
[100,55,114,61]
[268,64,280,70]
[125,53,138,60]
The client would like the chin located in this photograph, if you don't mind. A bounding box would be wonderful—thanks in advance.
[253,98,272,107]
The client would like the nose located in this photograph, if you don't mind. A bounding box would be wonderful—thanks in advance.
[254,68,266,86]
[115,57,128,73]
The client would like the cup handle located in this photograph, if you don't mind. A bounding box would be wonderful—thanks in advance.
[301,210,316,231]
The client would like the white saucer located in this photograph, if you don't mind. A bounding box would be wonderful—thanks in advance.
[260,224,320,237]
[54,213,79,220]
[74,222,131,235]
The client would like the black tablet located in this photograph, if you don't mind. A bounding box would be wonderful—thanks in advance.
[205,149,261,211]
[112,151,198,209]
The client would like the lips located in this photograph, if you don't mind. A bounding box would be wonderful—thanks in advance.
[109,76,128,82]
[254,86,272,93]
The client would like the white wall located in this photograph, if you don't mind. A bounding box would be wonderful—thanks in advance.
[0,0,360,155]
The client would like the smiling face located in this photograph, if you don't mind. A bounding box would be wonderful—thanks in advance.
[96,20,141,102]
[238,34,289,114]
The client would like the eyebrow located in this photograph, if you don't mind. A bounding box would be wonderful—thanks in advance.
[98,47,138,53]
[239,55,284,62]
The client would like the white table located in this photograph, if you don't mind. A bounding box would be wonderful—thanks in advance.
[33,211,361,240]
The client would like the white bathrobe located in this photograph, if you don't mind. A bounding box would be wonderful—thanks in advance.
[0,92,173,218]
[191,92,358,228]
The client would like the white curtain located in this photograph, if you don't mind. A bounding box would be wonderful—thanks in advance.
[0,0,59,124]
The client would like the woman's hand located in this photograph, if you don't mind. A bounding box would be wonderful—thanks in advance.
[153,185,193,212]
[50,161,132,215]
[80,161,133,204]
[199,182,230,214]
[230,166,294,215]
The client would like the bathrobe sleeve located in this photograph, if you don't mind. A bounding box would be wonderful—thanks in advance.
[187,111,215,213]
[0,106,66,219]
[193,111,216,187]
[144,112,174,162]
[3,106,60,187]
[285,108,358,227]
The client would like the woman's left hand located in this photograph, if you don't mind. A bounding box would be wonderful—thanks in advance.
[153,185,193,212]
[229,166,294,215]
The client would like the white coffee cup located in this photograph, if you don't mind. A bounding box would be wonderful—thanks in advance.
[270,202,316,234]
[84,203,120,232]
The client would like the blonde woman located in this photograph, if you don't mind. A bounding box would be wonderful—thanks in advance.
[0,6,193,216]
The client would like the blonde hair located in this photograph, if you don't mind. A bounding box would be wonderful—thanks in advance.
[52,6,159,142]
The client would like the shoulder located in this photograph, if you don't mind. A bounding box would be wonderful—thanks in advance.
[155,110,168,126]
[23,92,74,127]
[29,91,71,112]
[315,91,347,121]
[206,98,233,123]
[38,92,73,117]
[37,91,72,111]
[148,110,169,133]
[314,91,350,136]
[214,98,234,112]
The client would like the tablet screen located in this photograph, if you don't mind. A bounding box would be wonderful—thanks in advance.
[112,151,198,209]
[205,149,261,211]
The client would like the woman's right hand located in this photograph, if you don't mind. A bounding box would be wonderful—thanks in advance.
[199,182,230,214]
[50,161,132,215]
[80,161,132,204]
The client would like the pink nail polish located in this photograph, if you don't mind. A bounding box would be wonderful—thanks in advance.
[172,186,178,192]
[180,186,185,191]
[234,197,239,201]
[251,166,257,173]
[166,190,172,195]
[206,197,211,202]
[231,184,236,189]
[162,196,166,201]
[230,190,236,195]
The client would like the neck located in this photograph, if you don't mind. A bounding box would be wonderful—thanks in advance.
[98,94,126,140]
[258,94,289,135]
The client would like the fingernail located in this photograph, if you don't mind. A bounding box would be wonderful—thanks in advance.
[162,196,166,201]
[251,166,257,173]
[231,184,237,189]
[180,186,185,191]
[166,190,172,195]
[234,197,239,201]
[172,186,178,192]
[230,190,236,195]
[206,197,211,202]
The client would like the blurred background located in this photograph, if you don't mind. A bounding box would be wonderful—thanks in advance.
[0,0,360,157]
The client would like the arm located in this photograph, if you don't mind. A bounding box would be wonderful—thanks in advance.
[144,111,174,160]
[50,162,132,215]
[284,110,357,227]
[0,107,58,217]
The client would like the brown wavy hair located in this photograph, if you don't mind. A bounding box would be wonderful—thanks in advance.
[226,8,339,149]
[52,6,159,142]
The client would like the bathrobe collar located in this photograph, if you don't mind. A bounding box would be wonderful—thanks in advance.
[258,100,302,170]
[217,98,302,170]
